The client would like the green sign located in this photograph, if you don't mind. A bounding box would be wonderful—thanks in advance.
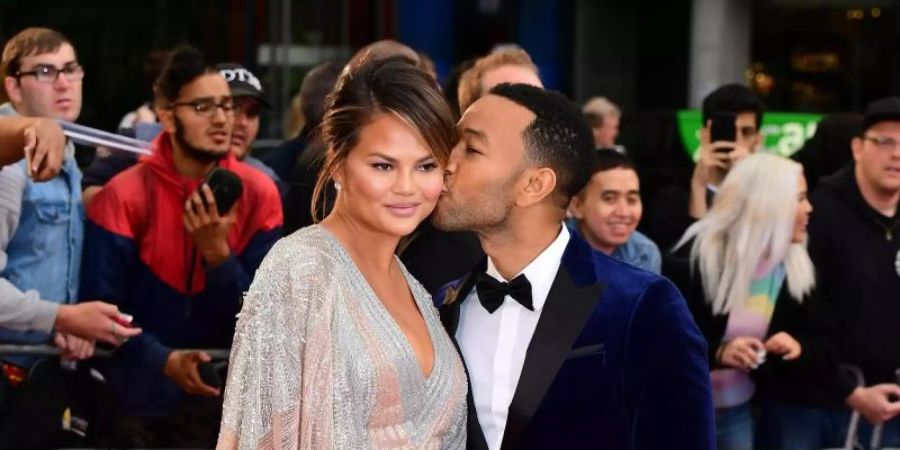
[676,110,823,161]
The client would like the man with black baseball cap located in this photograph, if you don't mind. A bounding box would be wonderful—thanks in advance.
[215,63,281,190]
[755,96,900,448]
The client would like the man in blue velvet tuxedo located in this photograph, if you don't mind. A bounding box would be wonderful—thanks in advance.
[432,83,715,450]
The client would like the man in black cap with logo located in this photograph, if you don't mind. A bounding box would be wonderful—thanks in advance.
[215,63,282,191]
[755,96,900,449]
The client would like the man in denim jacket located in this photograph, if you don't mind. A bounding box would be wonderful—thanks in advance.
[0,27,94,370]
[567,149,662,274]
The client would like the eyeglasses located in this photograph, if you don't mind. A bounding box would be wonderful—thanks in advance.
[168,97,235,118]
[16,63,84,84]
[863,135,900,152]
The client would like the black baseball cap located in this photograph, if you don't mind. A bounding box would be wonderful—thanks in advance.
[216,63,271,108]
[863,96,900,132]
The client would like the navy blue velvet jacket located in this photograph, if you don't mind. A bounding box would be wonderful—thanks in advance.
[434,232,715,450]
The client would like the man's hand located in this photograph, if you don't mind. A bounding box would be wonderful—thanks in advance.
[692,139,753,186]
[55,302,143,345]
[163,350,220,396]
[53,332,94,360]
[689,138,754,219]
[764,331,802,360]
[725,140,752,167]
[183,184,235,267]
[692,141,731,187]
[22,118,66,181]
[689,137,732,219]
[847,385,900,424]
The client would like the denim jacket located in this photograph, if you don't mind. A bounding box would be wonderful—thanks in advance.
[566,218,662,274]
[0,103,84,365]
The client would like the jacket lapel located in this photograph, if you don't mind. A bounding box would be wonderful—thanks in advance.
[500,236,605,450]
[438,260,482,335]
[437,264,490,450]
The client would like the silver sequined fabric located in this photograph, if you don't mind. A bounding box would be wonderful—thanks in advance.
[217,225,468,450]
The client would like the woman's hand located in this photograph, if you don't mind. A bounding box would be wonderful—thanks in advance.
[717,337,765,372]
[764,331,802,360]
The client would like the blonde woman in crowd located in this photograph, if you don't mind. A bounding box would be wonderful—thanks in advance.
[668,153,820,450]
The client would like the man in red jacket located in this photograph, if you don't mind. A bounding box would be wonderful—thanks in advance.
[80,45,282,447]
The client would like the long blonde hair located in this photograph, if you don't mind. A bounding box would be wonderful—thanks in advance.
[674,153,815,315]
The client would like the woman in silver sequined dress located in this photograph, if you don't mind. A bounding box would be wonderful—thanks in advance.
[216,56,467,449]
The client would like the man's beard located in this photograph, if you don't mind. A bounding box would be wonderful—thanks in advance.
[173,115,227,164]
[432,183,515,233]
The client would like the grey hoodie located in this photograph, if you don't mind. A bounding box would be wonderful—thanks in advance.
[0,103,63,333]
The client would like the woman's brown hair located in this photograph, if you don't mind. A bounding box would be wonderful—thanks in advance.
[311,56,456,222]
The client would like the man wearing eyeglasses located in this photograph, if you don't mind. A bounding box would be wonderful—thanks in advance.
[80,62,283,207]
[79,45,283,447]
[0,28,100,378]
[754,97,900,448]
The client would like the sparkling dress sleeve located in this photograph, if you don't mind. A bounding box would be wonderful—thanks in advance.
[217,235,336,449]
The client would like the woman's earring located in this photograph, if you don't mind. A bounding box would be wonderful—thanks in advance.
[334,182,342,191]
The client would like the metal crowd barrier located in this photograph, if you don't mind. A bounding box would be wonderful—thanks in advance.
[58,120,152,155]
[834,365,900,450]
[0,344,231,360]
[0,344,230,449]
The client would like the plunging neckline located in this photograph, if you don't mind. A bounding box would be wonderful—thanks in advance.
[319,225,440,382]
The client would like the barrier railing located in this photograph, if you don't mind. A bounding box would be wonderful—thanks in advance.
[835,365,900,450]
[0,344,231,360]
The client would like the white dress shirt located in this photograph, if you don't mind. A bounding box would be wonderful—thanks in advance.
[456,226,570,450]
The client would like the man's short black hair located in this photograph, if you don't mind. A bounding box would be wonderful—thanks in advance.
[593,148,637,175]
[701,83,764,128]
[488,83,596,206]
[155,44,217,103]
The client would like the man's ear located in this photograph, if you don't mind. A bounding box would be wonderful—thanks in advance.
[851,136,863,163]
[4,77,22,106]
[568,193,585,219]
[516,167,557,207]
[158,107,176,135]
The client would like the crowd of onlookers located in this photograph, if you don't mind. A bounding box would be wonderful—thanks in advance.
[0,25,897,450]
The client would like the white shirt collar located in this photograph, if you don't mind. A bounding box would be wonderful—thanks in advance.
[484,225,570,312]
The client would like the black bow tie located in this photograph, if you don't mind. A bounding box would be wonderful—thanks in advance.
[475,272,533,314]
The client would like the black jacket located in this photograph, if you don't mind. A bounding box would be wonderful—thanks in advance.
[665,243,845,408]
[398,222,484,294]
[81,151,139,189]
[807,165,900,392]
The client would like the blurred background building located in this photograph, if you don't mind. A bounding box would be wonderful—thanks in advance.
[0,0,895,160]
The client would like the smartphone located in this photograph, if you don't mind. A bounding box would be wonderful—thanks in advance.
[710,112,737,152]
[198,361,223,389]
[891,368,900,402]
[23,144,34,179]
[200,167,244,216]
